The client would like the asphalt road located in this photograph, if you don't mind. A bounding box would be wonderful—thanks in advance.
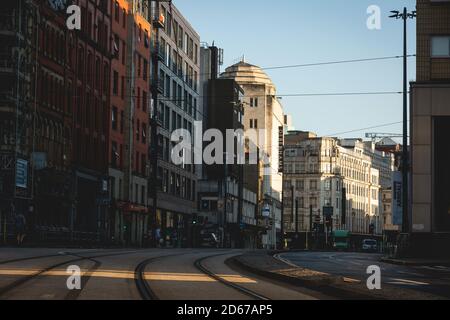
[278,251,450,298]
[0,248,322,300]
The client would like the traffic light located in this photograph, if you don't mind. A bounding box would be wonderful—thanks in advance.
[369,223,375,235]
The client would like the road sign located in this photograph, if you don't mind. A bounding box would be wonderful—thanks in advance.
[15,159,28,189]
[323,206,334,217]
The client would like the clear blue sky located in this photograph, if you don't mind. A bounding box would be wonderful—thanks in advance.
[175,0,416,140]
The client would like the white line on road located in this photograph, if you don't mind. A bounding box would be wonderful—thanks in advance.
[396,270,424,277]
[387,278,430,286]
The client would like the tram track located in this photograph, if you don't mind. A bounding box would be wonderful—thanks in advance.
[0,249,139,299]
[135,251,271,300]
[194,253,270,300]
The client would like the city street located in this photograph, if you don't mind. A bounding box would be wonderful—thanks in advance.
[277,251,450,298]
[0,248,326,300]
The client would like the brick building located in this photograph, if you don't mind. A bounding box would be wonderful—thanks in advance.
[109,0,151,246]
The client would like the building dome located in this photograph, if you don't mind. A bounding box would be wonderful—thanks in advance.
[220,60,275,89]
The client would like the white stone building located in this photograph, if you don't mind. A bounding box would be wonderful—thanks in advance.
[221,61,285,249]
[283,132,383,236]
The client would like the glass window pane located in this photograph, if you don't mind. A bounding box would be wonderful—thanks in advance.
[431,36,450,57]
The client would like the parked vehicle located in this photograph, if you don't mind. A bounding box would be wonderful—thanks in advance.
[362,239,378,252]
[199,231,220,248]
[332,230,350,251]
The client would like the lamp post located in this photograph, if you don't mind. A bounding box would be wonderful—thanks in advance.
[389,8,416,234]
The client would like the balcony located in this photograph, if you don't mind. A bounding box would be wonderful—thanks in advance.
[152,43,166,62]
[152,13,165,29]
[152,78,164,95]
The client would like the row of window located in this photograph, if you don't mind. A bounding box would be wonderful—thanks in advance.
[74,89,109,135]
[159,166,196,201]
[160,69,197,117]
[161,6,199,65]
[111,141,147,176]
[75,129,107,171]
[39,72,65,113]
[111,176,147,206]
[159,39,199,92]
[111,106,147,144]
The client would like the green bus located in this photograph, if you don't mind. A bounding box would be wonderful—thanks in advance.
[332,230,351,251]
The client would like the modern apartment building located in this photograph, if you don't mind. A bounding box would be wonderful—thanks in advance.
[148,1,200,247]
[410,0,450,257]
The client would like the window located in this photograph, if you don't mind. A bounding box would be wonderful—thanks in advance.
[120,111,124,133]
[111,141,118,167]
[142,123,146,143]
[165,106,170,129]
[310,197,318,208]
[141,186,146,204]
[113,70,118,95]
[143,59,148,81]
[114,2,119,22]
[112,106,118,130]
[431,36,450,57]
[136,119,140,140]
[194,43,198,64]
[310,180,318,190]
[142,91,147,112]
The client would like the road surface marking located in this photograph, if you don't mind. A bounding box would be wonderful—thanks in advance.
[387,278,430,286]
[274,254,302,268]
[144,272,257,283]
[396,270,423,277]
[343,277,361,283]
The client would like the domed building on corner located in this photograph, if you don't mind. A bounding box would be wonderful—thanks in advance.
[221,60,285,250]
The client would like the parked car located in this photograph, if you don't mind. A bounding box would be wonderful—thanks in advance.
[362,239,378,252]
[200,232,220,248]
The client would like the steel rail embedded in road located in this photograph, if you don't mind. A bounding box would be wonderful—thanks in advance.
[194,253,270,301]
[0,249,125,266]
[135,251,203,300]
[0,249,139,299]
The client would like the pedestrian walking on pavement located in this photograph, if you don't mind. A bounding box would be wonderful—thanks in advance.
[15,213,27,246]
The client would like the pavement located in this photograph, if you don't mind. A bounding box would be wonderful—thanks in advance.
[381,257,450,266]
[232,251,450,300]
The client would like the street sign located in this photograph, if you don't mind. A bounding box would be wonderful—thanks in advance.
[262,204,271,217]
[15,159,28,189]
[323,206,334,217]
[32,152,47,170]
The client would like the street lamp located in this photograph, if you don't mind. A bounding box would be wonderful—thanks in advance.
[389,8,416,234]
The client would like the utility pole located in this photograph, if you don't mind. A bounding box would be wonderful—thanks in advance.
[295,198,299,248]
[309,205,313,250]
[389,8,416,234]
[280,167,284,250]
[290,185,294,244]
